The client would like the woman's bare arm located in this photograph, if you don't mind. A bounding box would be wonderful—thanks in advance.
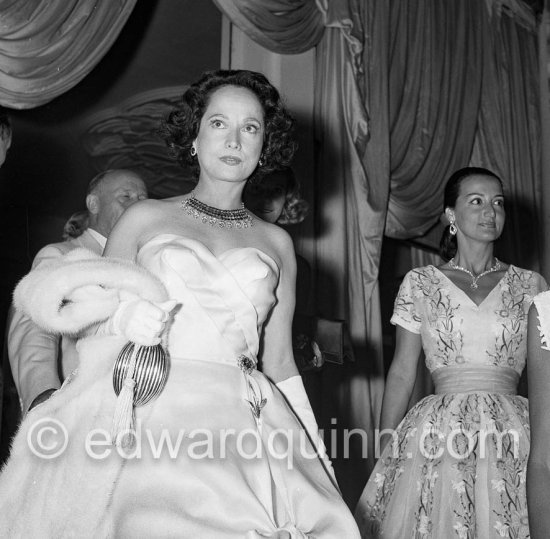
[259,228,299,383]
[526,304,550,539]
[378,325,422,454]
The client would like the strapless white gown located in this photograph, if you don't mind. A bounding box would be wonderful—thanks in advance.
[0,234,359,538]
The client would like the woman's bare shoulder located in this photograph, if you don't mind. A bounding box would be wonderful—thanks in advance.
[253,218,294,252]
[121,197,181,221]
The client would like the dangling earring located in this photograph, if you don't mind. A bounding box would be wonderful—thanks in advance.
[190,146,197,157]
[449,222,457,235]
[258,155,264,167]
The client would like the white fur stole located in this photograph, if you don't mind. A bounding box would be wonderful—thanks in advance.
[13,247,168,335]
[0,248,169,536]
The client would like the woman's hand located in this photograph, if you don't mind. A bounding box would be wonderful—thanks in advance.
[113,298,177,346]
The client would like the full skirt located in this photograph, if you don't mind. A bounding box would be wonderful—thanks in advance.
[0,335,359,538]
[354,392,530,539]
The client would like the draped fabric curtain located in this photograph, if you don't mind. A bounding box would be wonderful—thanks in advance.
[471,5,543,271]
[540,2,550,277]
[313,0,389,496]
[0,0,138,109]
[385,0,485,239]
[212,0,325,54]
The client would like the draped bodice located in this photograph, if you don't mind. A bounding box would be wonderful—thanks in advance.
[137,234,280,365]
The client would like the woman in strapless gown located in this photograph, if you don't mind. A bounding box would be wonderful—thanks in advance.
[355,168,547,538]
[0,70,360,537]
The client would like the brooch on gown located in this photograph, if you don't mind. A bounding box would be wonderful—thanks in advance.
[237,354,256,374]
[238,354,267,426]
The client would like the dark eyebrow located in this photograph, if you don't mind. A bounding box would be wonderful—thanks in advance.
[205,113,262,123]
[463,191,503,197]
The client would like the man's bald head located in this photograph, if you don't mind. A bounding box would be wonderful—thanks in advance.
[86,169,148,237]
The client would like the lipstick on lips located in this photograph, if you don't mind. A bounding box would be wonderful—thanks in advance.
[220,155,242,165]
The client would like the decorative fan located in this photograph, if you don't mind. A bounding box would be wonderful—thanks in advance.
[111,342,169,447]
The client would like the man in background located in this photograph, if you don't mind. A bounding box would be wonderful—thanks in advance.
[7,169,147,413]
[0,107,11,168]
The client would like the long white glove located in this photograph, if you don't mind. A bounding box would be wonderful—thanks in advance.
[97,293,177,346]
[276,375,336,483]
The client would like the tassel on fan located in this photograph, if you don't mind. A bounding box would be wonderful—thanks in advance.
[111,342,169,448]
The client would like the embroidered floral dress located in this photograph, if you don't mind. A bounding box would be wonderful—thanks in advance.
[355,264,547,539]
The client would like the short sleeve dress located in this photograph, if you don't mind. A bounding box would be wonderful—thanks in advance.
[355,264,547,539]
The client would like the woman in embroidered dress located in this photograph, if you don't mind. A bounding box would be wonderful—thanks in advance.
[355,167,547,538]
[0,70,360,537]
[526,292,550,538]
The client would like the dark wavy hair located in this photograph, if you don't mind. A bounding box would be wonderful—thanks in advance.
[62,210,89,240]
[277,167,309,225]
[439,167,503,260]
[247,166,309,225]
[159,69,297,184]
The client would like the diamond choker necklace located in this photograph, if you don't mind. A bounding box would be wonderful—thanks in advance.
[449,257,501,289]
[181,192,253,229]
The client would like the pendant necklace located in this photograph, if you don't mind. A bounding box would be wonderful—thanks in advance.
[181,192,253,229]
[448,257,501,289]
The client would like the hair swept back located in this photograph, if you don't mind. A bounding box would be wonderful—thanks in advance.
[439,166,503,260]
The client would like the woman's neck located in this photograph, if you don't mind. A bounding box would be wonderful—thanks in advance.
[192,179,245,210]
[452,246,496,275]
